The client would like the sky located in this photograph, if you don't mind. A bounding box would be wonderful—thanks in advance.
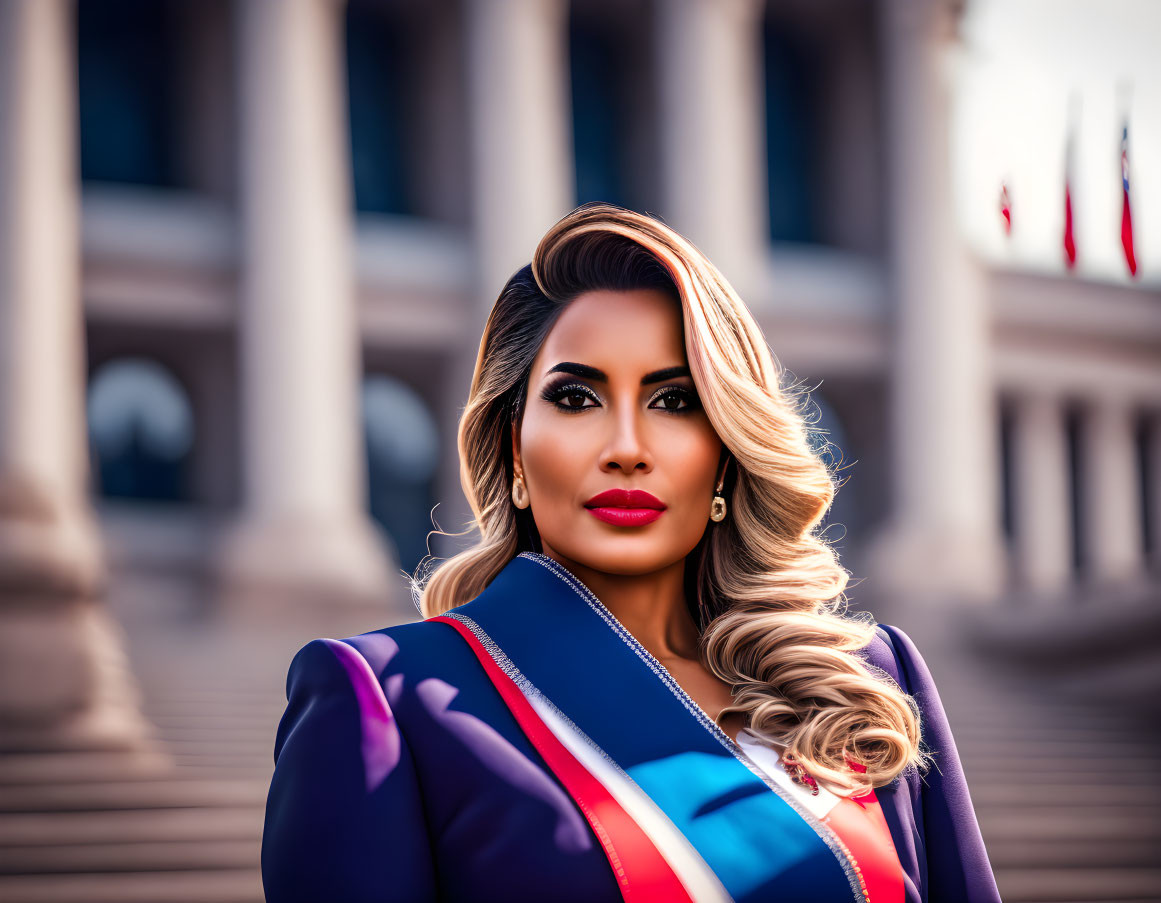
[953,0,1161,286]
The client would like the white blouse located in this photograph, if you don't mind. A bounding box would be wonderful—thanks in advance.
[735,729,844,819]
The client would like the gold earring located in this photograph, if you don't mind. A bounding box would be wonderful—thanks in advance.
[512,475,530,510]
[710,475,727,523]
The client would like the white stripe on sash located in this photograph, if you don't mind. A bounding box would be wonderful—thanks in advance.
[526,693,733,903]
[735,731,843,820]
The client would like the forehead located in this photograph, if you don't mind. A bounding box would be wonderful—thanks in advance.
[534,289,686,374]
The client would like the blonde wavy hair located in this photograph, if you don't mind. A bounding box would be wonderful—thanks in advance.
[415,203,928,796]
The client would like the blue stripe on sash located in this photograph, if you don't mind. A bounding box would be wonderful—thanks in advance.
[450,553,863,903]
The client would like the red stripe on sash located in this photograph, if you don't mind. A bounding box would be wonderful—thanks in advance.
[431,616,695,903]
[822,763,904,903]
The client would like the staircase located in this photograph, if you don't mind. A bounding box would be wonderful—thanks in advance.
[0,573,362,903]
[922,615,1161,903]
[0,652,281,901]
[2,574,1159,902]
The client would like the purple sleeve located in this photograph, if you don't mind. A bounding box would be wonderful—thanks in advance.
[878,624,1002,903]
[261,638,437,902]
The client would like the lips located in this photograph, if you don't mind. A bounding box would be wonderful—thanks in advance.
[585,488,666,509]
[584,488,667,527]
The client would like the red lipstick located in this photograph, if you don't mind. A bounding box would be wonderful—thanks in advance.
[583,488,667,527]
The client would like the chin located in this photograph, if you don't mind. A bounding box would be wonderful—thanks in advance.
[560,532,695,577]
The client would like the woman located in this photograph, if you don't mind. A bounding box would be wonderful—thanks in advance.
[261,204,1001,903]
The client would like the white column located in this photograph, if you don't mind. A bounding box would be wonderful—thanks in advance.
[465,0,574,297]
[1079,398,1144,586]
[865,0,1004,603]
[656,0,768,297]
[434,0,574,557]
[218,0,398,613]
[0,0,152,751]
[0,0,99,593]
[1011,393,1072,596]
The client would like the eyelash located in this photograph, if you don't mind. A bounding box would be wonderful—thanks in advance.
[540,382,699,414]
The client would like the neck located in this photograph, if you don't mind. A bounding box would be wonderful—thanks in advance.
[539,548,701,661]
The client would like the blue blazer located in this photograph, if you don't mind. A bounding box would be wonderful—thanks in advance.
[261,553,1001,903]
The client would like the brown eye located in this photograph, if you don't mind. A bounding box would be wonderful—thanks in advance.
[540,382,600,413]
[649,387,696,413]
[562,391,591,409]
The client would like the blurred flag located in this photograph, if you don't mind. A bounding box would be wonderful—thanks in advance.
[1120,123,1137,277]
[1063,131,1077,270]
[999,182,1012,236]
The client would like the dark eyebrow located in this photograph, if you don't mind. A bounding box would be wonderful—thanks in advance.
[545,362,691,385]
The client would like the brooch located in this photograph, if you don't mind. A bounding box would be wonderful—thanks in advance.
[780,751,819,796]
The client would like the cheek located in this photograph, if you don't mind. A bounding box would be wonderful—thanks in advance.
[519,413,591,502]
[661,425,722,497]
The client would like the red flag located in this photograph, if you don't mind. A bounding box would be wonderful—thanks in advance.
[1063,185,1076,268]
[1063,135,1077,269]
[1120,124,1137,277]
[999,182,1012,235]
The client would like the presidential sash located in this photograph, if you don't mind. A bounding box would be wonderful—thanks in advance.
[432,552,902,903]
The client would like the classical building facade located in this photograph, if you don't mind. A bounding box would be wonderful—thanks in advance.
[2,0,1160,748]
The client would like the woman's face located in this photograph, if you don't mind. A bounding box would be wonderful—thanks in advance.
[513,288,726,577]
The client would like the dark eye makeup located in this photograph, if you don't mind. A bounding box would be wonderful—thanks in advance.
[539,379,700,414]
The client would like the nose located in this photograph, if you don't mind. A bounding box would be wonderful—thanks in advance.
[599,404,652,475]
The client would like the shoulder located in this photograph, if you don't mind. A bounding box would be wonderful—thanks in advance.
[275,619,475,755]
[856,622,946,701]
[855,623,912,691]
[293,616,462,666]
[283,617,485,697]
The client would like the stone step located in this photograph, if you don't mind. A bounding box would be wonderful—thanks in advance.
[140,737,274,753]
[959,756,1158,775]
[146,722,276,737]
[979,809,1161,840]
[0,807,261,846]
[942,705,1130,722]
[994,867,1161,902]
[987,836,1161,870]
[0,756,269,786]
[170,754,272,770]
[0,839,261,875]
[147,714,282,729]
[970,782,1161,806]
[142,707,274,720]
[142,692,291,704]
[139,702,279,716]
[961,769,1153,786]
[952,722,1141,733]
[953,739,1153,758]
[0,752,177,786]
[140,702,282,716]
[949,724,1139,740]
[0,781,266,814]
[0,868,263,903]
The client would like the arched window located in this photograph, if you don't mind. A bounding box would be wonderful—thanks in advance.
[363,375,440,573]
[87,358,194,502]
